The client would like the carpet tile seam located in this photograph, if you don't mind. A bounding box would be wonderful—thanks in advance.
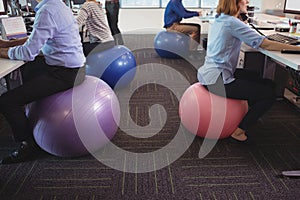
[0,164,22,195]
[13,161,37,196]
[249,152,277,191]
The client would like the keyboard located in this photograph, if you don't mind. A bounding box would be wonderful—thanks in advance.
[267,33,299,45]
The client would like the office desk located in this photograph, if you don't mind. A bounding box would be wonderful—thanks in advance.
[256,26,300,71]
[259,48,300,71]
[0,58,24,78]
[0,58,25,91]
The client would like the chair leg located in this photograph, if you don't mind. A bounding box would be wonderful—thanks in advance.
[282,170,300,177]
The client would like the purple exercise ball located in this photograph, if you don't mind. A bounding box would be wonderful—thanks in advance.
[27,75,120,157]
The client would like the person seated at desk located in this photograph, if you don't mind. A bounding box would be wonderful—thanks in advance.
[76,0,115,56]
[0,0,86,164]
[197,0,300,144]
[163,0,202,52]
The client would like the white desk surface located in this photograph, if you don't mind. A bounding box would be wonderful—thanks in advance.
[259,48,300,71]
[241,41,300,71]
[258,29,300,71]
[0,58,25,78]
[234,14,300,71]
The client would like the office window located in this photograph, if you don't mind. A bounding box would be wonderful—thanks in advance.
[161,0,200,7]
[121,0,219,8]
[201,0,218,8]
[163,0,200,7]
[121,0,160,8]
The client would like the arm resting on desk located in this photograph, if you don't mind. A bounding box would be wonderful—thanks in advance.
[0,37,28,48]
[0,37,29,59]
[0,48,9,59]
[260,38,300,51]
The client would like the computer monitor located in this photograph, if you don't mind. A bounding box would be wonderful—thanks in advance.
[283,0,300,15]
[0,0,8,15]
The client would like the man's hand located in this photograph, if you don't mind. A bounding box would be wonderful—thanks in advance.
[0,39,9,48]
[0,48,9,59]
[0,37,28,48]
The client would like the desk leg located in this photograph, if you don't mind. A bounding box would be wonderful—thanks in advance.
[263,57,288,98]
[4,69,23,90]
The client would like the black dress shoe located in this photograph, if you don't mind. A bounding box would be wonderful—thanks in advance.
[1,141,38,164]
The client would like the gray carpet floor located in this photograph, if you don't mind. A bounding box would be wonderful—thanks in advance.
[0,34,300,200]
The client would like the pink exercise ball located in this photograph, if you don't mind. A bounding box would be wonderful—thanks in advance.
[179,83,248,139]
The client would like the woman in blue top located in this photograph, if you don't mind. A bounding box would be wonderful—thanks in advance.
[197,0,300,143]
[0,0,86,164]
[164,0,202,51]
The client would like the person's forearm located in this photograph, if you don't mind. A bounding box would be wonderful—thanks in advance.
[1,37,28,48]
[0,48,9,59]
[260,38,300,51]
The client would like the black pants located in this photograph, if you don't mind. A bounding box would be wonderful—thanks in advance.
[105,1,124,45]
[0,57,85,142]
[205,69,276,130]
[82,40,115,56]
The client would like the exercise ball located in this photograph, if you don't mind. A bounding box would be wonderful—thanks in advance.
[27,76,120,157]
[179,83,248,139]
[86,45,137,89]
[154,31,190,59]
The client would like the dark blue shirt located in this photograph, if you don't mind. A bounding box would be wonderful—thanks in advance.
[163,0,199,28]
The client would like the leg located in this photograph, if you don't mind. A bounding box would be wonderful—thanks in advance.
[226,79,276,130]
[83,40,115,56]
[206,73,276,141]
[167,23,201,51]
[0,58,85,163]
[88,40,115,56]
[83,42,98,56]
[180,23,201,44]
[105,2,123,45]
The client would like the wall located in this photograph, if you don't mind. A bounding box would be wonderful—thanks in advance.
[118,8,212,34]
[118,8,214,34]
[261,0,284,11]
[119,9,165,34]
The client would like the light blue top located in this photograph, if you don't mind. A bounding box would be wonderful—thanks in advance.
[8,0,85,68]
[197,14,265,85]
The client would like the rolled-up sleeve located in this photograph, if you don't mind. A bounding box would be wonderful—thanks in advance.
[231,20,265,49]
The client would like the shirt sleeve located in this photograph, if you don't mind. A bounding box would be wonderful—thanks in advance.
[8,10,56,61]
[76,3,89,26]
[170,0,199,18]
[231,19,265,49]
